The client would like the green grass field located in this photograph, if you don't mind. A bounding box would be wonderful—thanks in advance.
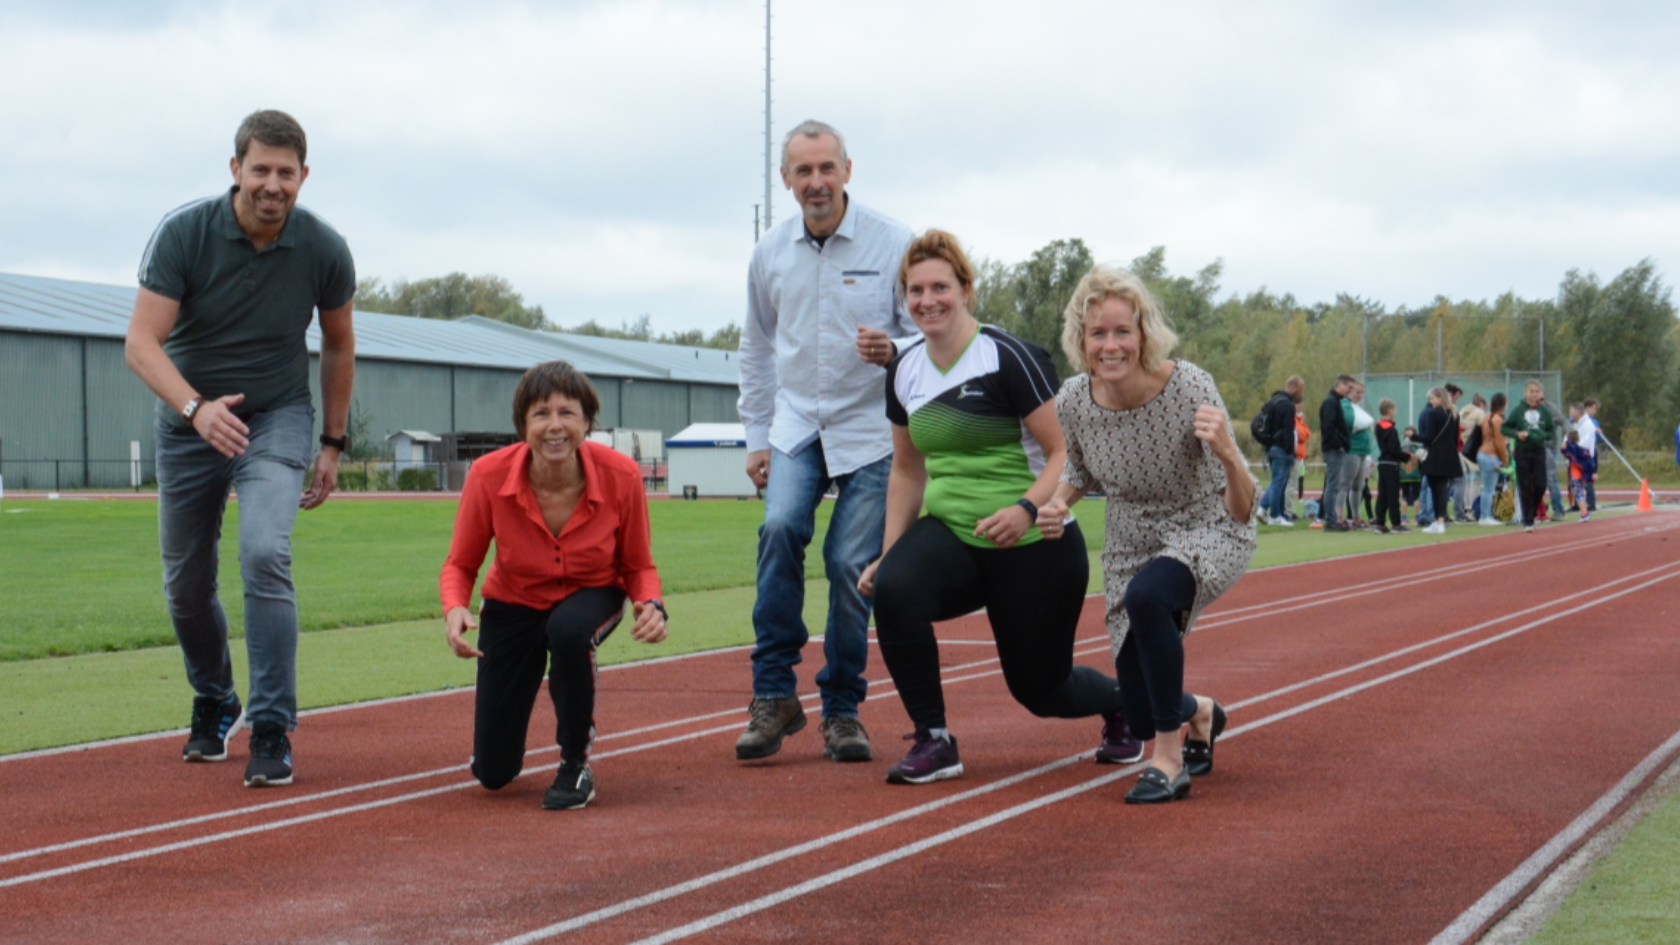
[0,494,1672,944]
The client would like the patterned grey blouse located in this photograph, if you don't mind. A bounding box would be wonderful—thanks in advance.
[1057,363,1258,655]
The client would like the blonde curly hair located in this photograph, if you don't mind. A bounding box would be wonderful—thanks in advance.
[1061,265,1179,375]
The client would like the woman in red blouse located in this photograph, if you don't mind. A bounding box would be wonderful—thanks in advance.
[441,360,667,811]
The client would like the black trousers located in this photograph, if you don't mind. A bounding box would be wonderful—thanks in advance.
[1117,557,1200,740]
[1516,449,1548,526]
[1374,464,1402,528]
[873,516,1121,733]
[471,589,626,789]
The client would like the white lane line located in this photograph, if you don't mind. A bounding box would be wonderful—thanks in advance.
[0,642,764,765]
[1427,726,1680,945]
[5,539,1665,871]
[7,515,1658,766]
[603,565,1680,945]
[1206,522,1663,618]
[1218,558,1680,712]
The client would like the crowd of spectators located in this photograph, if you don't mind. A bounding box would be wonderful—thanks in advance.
[1251,379,1602,535]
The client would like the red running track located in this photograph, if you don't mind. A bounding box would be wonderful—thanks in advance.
[4,514,1680,944]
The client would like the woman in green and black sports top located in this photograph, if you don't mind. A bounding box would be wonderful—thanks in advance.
[855,229,1132,786]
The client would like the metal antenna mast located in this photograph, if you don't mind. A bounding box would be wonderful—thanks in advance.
[761,0,773,237]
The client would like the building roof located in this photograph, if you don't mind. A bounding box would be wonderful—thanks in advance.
[0,271,741,386]
[667,422,749,447]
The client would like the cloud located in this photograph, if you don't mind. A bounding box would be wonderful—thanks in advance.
[1,0,1676,331]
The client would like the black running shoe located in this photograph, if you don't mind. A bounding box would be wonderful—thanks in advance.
[543,761,595,810]
[183,694,244,762]
[244,722,294,787]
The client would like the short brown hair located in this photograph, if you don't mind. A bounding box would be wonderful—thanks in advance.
[897,229,975,303]
[235,110,308,165]
[512,360,600,437]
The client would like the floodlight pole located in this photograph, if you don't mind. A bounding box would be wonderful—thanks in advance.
[1361,312,1369,380]
[762,0,773,238]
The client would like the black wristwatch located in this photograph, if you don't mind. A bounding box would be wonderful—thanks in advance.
[319,433,349,452]
[644,599,668,619]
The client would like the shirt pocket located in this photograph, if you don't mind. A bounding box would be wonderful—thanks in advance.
[839,271,891,329]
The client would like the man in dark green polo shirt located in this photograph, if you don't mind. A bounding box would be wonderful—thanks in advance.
[125,109,356,788]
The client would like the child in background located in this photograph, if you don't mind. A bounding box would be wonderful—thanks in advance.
[1561,430,1597,521]
[1373,400,1412,534]
[1401,425,1424,524]
[1295,408,1311,521]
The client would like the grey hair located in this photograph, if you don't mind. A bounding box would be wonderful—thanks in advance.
[781,120,848,169]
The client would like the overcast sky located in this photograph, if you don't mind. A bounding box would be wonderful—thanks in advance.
[3,0,1676,334]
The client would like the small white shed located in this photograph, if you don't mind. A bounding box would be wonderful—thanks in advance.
[666,423,757,498]
[387,430,441,469]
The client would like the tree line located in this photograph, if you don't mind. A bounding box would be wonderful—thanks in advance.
[355,273,741,350]
[358,251,1677,452]
[969,242,1677,454]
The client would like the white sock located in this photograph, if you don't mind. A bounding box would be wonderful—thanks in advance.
[929,727,951,742]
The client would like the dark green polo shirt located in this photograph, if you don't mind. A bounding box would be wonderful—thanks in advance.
[138,186,355,427]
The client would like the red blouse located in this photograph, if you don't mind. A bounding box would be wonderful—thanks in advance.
[440,440,661,613]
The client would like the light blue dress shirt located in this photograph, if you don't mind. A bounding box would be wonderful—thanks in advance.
[737,196,917,476]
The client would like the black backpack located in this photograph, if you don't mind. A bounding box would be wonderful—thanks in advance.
[1250,394,1284,447]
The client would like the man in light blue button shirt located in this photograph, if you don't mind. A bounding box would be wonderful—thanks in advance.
[734,120,917,764]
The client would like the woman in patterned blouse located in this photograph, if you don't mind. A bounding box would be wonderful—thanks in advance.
[1037,266,1257,804]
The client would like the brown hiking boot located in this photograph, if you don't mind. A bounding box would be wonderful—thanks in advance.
[735,696,806,760]
[820,716,873,762]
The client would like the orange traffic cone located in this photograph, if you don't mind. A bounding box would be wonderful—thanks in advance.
[1638,479,1654,512]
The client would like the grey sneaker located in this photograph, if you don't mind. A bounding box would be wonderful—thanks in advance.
[885,732,963,785]
[542,761,595,810]
[735,696,806,760]
[1094,710,1144,764]
[183,693,244,762]
[820,716,873,762]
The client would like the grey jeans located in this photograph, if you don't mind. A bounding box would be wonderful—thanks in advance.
[155,405,313,729]
[1321,449,1346,524]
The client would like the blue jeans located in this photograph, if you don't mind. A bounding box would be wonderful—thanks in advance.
[751,444,889,718]
[156,405,313,730]
[1321,449,1346,525]
[1263,446,1294,519]
[1477,453,1502,517]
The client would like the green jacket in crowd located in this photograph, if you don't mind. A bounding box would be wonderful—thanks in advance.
[1346,398,1377,458]
[1504,400,1557,452]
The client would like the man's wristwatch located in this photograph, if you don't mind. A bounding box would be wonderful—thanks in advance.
[319,433,349,452]
[181,397,204,425]
[644,599,668,619]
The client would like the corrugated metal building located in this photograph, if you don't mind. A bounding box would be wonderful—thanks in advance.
[0,272,742,489]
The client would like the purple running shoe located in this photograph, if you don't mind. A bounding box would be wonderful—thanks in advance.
[885,732,962,785]
[1095,711,1145,764]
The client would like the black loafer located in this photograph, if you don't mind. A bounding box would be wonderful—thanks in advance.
[1183,702,1227,777]
[1124,765,1191,804]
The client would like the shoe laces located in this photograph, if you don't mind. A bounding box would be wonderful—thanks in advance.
[748,698,788,726]
[826,716,864,740]
[250,726,288,760]
[903,731,948,757]
[557,761,587,788]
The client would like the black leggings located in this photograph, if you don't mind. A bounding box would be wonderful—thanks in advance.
[873,516,1121,732]
[471,588,626,789]
[1516,449,1547,526]
[1425,474,1452,525]
[1116,557,1200,740]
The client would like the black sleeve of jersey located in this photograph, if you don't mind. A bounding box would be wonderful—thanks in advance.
[989,329,1060,420]
[884,355,908,426]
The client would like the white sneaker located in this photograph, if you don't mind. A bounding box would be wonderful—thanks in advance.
[1478,518,1501,526]
[1423,522,1446,535]
[1271,515,1295,527]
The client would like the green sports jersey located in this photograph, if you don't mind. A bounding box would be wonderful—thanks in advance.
[885,325,1059,547]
